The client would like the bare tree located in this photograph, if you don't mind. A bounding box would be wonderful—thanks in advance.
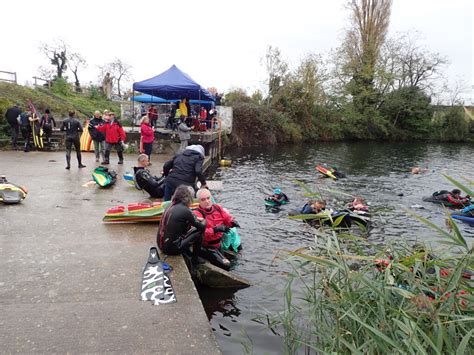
[391,33,447,93]
[99,59,132,98]
[39,39,69,79]
[68,52,87,92]
[37,65,55,82]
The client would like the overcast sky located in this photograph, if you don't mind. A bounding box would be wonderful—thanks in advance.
[1,0,472,102]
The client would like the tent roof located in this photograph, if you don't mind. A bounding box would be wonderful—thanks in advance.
[133,65,215,101]
[130,94,214,106]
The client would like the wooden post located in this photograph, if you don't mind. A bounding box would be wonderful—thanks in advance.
[217,117,222,161]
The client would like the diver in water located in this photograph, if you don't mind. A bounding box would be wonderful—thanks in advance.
[157,185,206,265]
[300,199,326,214]
[331,167,346,179]
[266,188,289,206]
[346,197,369,212]
[134,154,165,198]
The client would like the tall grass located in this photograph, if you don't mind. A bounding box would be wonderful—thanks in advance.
[263,177,473,354]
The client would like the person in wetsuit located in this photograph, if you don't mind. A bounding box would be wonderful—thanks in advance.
[157,185,206,265]
[134,154,165,198]
[446,189,471,208]
[61,110,85,170]
[193,188,240,269]
[266,188,289,206]
[300,199,326,214]
[40,108,56,145]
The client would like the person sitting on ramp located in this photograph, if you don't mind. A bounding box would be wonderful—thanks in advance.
[157,185,206,266]
[193,188,240,269]
[134,154,165,198]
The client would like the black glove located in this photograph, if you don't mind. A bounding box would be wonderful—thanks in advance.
[213,225,230,234]
[231,220,240,228]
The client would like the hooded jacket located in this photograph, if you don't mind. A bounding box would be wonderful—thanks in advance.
[163,145,206,185]
[177,121,191,141]
[140,123,155,144]
[95,119,126,143]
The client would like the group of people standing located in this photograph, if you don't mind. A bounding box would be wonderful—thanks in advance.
[60,109,126,169]
[5,103,56,152]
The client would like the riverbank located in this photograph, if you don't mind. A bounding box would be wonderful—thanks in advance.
[0,151,220,353]
[228,100,474,147]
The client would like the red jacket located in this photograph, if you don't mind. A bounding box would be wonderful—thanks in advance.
[140,123,154,143]
[96,121,126,144]
[193,204,234,248]
[446,194,470,208]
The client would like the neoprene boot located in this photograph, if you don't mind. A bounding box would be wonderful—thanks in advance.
[118,151,124,164]
[102,150,110,165]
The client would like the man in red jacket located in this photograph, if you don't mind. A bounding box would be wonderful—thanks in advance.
[193,188,240,269]
[92,112,126,164]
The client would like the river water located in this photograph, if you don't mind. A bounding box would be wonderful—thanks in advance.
[197,142,474,354]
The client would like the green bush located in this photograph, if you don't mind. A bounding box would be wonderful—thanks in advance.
[432,107,469,142]
[51,77,72,96]
[380,86,433,138]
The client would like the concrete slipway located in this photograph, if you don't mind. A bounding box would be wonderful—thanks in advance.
[0,151,220,354]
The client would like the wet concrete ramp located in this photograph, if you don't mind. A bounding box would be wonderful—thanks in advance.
[0,151,220,353]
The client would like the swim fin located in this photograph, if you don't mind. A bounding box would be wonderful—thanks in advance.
[140,247,176,305]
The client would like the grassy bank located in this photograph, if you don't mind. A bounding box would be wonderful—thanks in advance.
[0,82,120,137]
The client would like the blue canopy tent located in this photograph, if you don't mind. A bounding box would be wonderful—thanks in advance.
[131,94,213,107]
[133,65,215,101]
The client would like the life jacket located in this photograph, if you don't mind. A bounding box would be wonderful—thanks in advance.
[92,167,117,188]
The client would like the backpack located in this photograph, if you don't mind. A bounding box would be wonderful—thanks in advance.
[92,167,117,188]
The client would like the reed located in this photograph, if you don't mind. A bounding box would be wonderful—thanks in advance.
[263,177,474,354]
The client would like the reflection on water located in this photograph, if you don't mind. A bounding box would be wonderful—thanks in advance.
[199,142,474,354]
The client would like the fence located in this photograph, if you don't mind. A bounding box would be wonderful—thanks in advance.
[0,70,17,84]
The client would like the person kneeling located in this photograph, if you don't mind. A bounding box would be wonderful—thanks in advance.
[193,188,240,270]
[157,185,206,266]
[134,154,165,198]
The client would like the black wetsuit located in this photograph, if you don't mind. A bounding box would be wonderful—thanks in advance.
[134,167,165,198]
[40,114,56,143]
[157,202,205,260]
[61,117,83,167]
[5,106,21,148]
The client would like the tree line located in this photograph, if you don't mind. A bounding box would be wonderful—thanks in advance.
[226,0,472,145]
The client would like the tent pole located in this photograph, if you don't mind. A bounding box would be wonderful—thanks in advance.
[131,89,135,132]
